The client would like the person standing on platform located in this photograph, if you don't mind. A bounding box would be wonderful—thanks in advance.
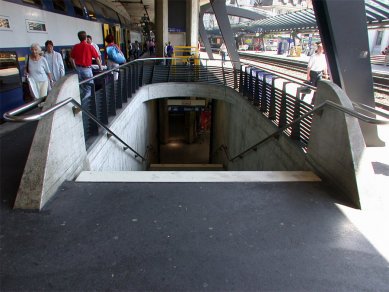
[166,41,174,66]
[133,41,140,59]
[70,31,102,97]
[219,42,227,63]
[25,43,53,99]
[86,35,102,65]
[306,43,328,104]
[44,40,65,86]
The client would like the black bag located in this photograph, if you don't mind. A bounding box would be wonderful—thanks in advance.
[22,56,33,102]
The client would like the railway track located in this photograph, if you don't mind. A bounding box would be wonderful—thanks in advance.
[239,52,389,111]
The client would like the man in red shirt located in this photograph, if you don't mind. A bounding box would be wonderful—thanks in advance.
[70,31,102,97]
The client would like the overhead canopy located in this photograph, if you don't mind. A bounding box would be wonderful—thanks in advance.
[365,0,389,23]
[205,0,389,35]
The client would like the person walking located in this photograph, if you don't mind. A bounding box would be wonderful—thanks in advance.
[219,42,227,63]
[166,41,174,66]
[105,34,124,80]
[25,43,53,99]
[44,40,65,85]
[306,43,328,104]
[70,31,102,97]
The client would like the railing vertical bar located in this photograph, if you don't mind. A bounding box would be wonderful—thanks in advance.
[269,77,278,120]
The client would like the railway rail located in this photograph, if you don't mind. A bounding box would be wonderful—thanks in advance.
[238,52,389,111]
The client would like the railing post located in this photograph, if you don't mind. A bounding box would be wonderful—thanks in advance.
[126,66,132,98]
[261,74,272,112]
[239,65,243,93]
[222,62,226,85]
[139,62,143,87]
[107,74,116,116]
[248,67,254,102]
[99,77,109,125]
[279,81,292,128]
[268,76,278,120]
[291,98,301,140]
[116,70,123,109]
[234,67,238,90]
[135,63,140,90]
[243,66,249,97]
[254,71,260,106]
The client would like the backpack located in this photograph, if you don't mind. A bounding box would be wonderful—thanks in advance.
[106,45,126,64]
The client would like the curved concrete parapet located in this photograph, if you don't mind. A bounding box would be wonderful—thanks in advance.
[14,74,87,210]
[307,80,374,209]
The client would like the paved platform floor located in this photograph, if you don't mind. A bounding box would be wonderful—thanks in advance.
[1,181,389,291]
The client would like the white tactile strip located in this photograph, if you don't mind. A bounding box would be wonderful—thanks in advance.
[76,171,321,183]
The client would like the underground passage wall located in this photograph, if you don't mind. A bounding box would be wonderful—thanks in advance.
[211,94,310,171]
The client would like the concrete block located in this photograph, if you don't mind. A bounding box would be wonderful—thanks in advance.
[14,74,87,210]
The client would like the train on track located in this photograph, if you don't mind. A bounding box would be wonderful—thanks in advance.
[0,0,142,118]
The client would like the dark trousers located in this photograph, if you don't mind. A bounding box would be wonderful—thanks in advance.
[310,70,323,105]
[309,70,323,87]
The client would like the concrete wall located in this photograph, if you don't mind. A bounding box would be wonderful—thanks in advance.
[86,99,157,171]
[211,95,309,171]
[307,81,373,209]
[14,75,87,210]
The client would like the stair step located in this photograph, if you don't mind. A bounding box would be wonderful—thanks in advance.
[149,163,224,171]
[76,171,321,183]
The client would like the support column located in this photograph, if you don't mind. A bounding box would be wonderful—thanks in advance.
[210,0,240,69]
[186,0,199,47]
[312,0,384,146]
[155,0,168,58]
[199,11,215,59]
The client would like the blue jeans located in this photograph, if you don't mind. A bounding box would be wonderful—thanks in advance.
[76,66,93,99]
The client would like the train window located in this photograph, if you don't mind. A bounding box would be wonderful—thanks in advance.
[53,0,66,12]
[22,0,42,6]
[0,52,21,93]
[71,0,84,18]
[84,0,97,21]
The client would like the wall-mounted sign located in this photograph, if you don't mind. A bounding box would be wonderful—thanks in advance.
[167,99,206,106]
[26,20,47,33]
[0,16,11,30]
[168,106,204,112]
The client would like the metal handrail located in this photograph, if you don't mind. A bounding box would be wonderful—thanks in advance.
[227,100,389,162]
[3,97,146,161]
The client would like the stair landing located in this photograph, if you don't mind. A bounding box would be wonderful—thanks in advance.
[76,171,321,182]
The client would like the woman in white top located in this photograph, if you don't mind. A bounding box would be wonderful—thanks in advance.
[25,43,53,98]
[44,40,65,83]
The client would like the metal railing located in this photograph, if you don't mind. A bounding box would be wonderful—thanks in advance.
[3,95,146,162]
[4,57,388,165]
[218,99,389,162]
